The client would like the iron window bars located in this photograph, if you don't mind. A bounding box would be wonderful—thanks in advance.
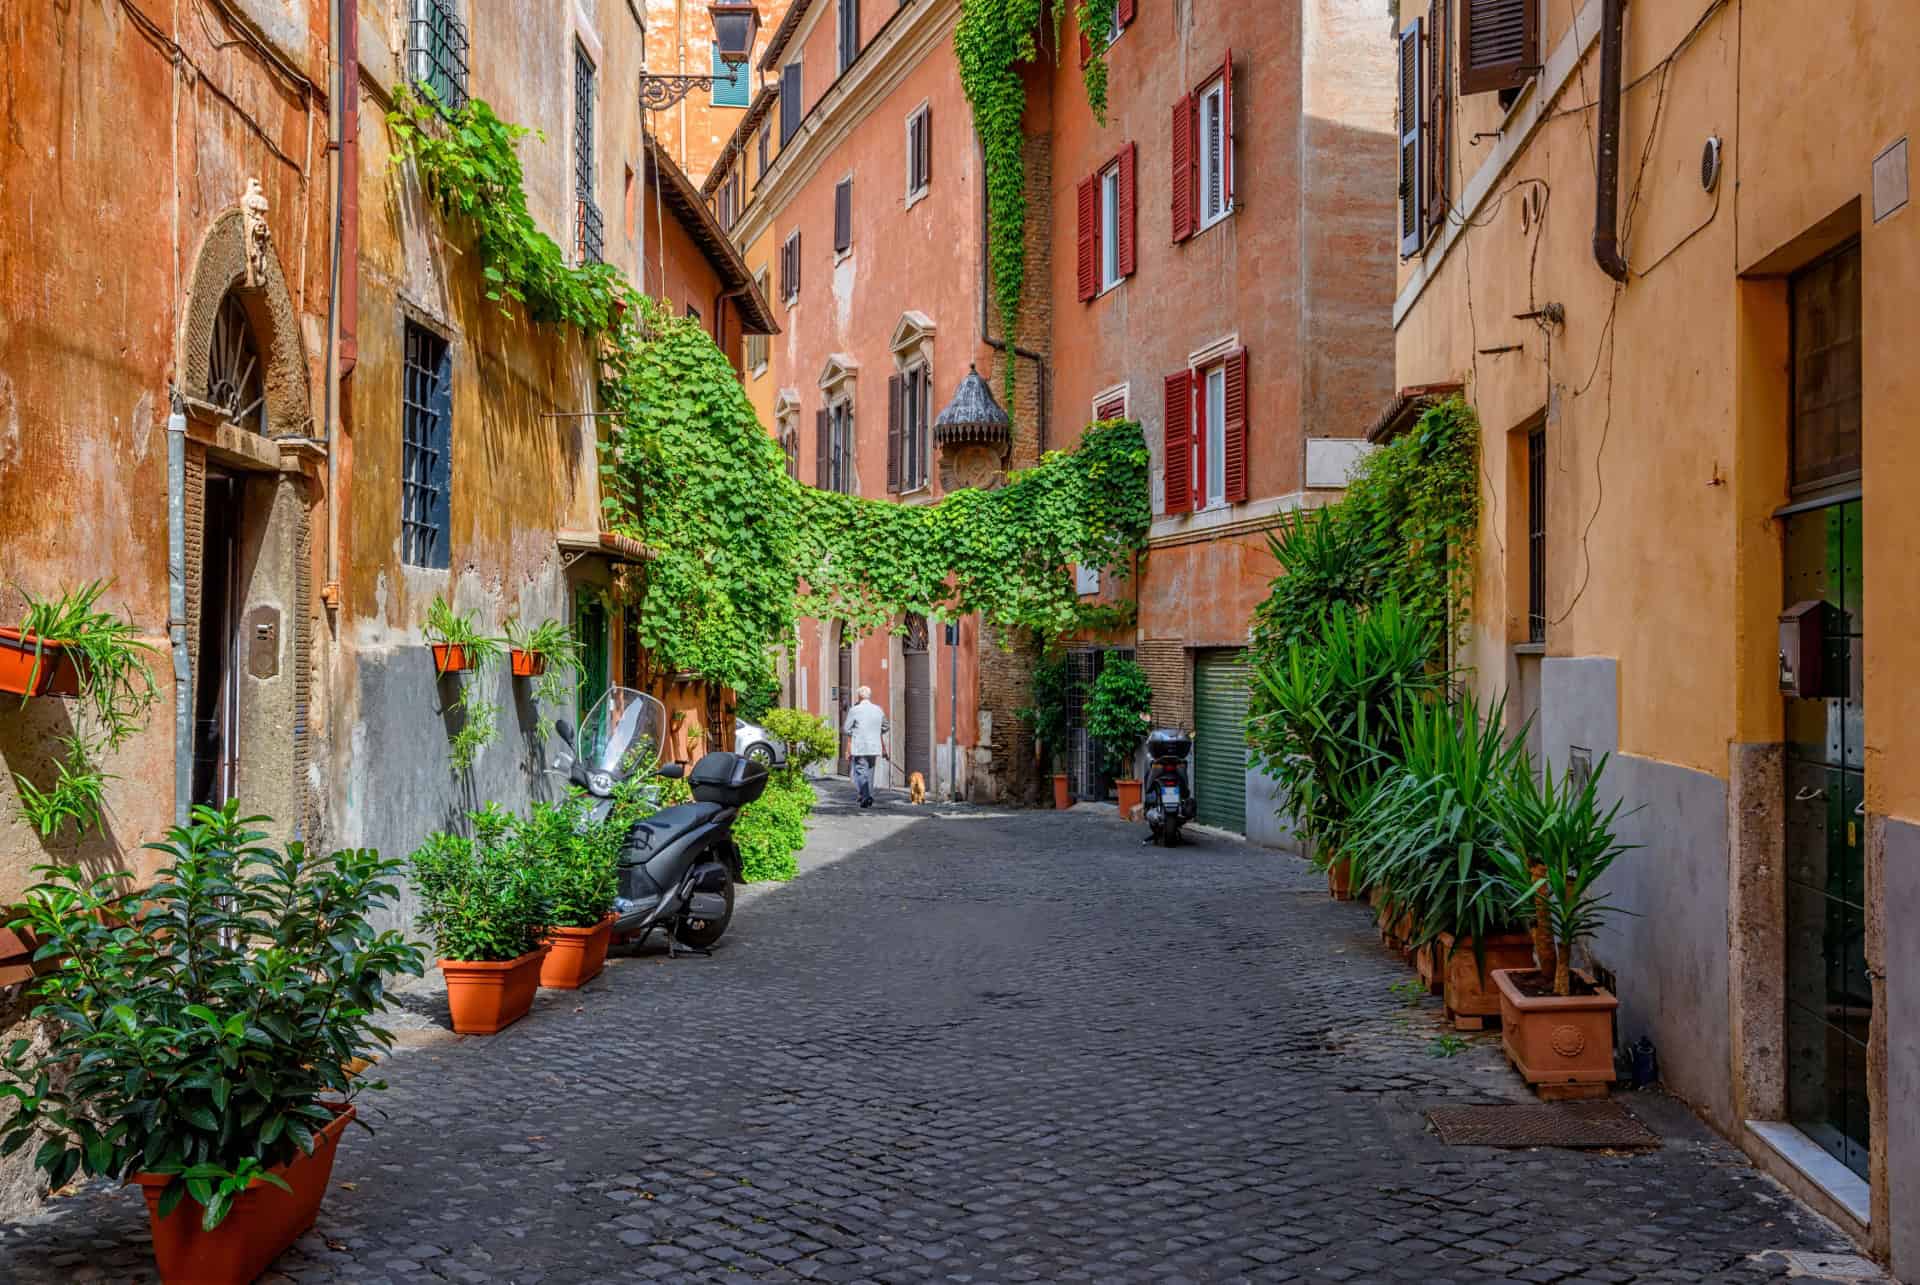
[407,0,470,113]
[574,43,600,264]
[401,322,453,569]
[576,195,605,265]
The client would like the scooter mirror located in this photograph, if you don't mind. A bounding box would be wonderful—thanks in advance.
[554,718,575,746]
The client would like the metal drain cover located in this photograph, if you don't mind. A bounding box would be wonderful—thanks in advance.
[1427,1101,1660,1149]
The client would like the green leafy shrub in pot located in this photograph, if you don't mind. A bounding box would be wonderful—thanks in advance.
[758,707,836,773]
[514,793,620,929]
[408,804,551,961]
[1018,652,1073,775]
[1084,658,1153,780]
[734,770,815,883]
[0,802,424,1229]
[1489,755,1637,997]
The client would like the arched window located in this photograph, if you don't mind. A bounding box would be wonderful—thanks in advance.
[207,291,267,434]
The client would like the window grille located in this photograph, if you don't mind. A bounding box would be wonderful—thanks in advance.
[401,323,453,569]
[1527,426,1546,643]
[574,43,596,200]
[576,194,605,265]
[408,0,469,112]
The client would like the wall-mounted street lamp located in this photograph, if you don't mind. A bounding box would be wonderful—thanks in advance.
[639,2,762,110]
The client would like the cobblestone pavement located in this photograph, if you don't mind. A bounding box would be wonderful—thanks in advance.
[0,784,1883,1283]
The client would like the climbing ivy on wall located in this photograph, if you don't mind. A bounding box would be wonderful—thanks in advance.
[387,94,1152,701]
[955,0,1115,400]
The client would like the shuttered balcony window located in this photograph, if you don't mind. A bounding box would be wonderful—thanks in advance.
[401,322,453,570]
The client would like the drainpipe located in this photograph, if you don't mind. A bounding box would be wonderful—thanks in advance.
[976,144,1050,453]
[1592,0,1630,283]
[167,398,191,826]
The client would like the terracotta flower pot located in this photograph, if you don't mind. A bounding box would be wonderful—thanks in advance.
[1493,967,1620,1096]
[1052,773,1072,810]
[431,643,473,674]
[509,648,547,678]
[1438,931,1537,1028]
[134,1102,353,1285]
[0,629,79,698]
[538,915,615,989]
[1115,778,1142,818]
[439,948,548,1034]
[1326,857,1355,901]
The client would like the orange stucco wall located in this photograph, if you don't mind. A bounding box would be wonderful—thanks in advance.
[645,0,794,187]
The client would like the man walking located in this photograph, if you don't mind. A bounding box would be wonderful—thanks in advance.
[842,685,889,809]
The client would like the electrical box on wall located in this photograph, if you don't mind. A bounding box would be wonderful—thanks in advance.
[1778,600,1828,699]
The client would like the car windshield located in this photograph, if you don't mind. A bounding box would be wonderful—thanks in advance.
[577,686,667,778]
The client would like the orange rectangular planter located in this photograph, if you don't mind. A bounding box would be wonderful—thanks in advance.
[1115,778,1142,818]
[509,648,547,677]
[538,916,615,989]
[1493,967,1620,1094]
[1438,932,1537,1025]
[430,643,474,674]
[135,1102,353,1285]
[0,629,79,698]
[1052,773,1072,810]
[439,948,548,1034]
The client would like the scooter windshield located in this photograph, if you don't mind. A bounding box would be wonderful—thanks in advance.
[578,686,668,779]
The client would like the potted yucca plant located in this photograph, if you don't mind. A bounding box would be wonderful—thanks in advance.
[409,804,552,1034]
[0,802,423,1284]
[1487,755,1636,1096]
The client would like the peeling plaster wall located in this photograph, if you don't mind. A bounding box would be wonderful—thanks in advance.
[643,0,794,187]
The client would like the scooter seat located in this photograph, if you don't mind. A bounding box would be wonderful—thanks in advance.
[629,801,724,851]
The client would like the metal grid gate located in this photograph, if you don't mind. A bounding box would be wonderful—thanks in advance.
[1065,647,1134,802]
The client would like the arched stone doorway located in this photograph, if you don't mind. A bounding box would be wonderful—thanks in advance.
[175,195,319,838]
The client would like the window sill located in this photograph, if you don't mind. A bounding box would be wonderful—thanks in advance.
[1746,1121,1871,1227]
[1511,641,1545,656]
[834,247,854,265]
[905,185,929,212]
[1197,205,1236,236]
[1096,278,1124,300]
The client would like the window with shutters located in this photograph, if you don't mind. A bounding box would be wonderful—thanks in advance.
[781,230,801,304]
[1197,78,1231,229]
[711,42,750,107]
[1100,164,1121,292]
[1092,385,1128,422]
[401,321,453,569]
[888,364,931,494]
[780,60,802,146]
[1460,0,1538,97]
[905,105,932,206]
[1425,0,1452,241]
[839,0,860,73]
[1081,144,1135,301]
[1396,18,1425,258]
[1173,53,1234,243]
[1163,346,1249,516]
[718,179,735,232]
[747,270,770,373]
[827,402,854,494]
[834,177,853,255]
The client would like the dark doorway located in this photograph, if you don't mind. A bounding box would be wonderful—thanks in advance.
[192,474,242,808]
[902,614,931,781]
[1064,646,1135,801]
[835,627,853,775]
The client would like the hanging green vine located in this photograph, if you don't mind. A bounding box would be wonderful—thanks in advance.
[390,93,1152,703]
[1076,0,1120,125]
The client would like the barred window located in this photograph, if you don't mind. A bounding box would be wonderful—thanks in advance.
[408,0,469,112]
[401,322,453,569]
[574,43,602,264]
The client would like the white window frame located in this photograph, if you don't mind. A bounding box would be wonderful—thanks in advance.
[905,103,932,209]
[1198,77,1231,230]
[1099,162,1121,293]
[1107,6,1123,45]
[1091,382,1129,422]
[1202,363,1227,508]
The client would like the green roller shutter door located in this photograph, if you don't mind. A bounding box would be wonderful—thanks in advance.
[1193,650,1249,833]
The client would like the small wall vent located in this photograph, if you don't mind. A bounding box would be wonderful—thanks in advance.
[1701,135,1723,193]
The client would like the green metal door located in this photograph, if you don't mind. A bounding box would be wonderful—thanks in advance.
[1193,650,1248,833]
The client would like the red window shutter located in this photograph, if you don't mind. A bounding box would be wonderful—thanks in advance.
[815,408,831,489]
[1118,0,1135,25]
[887,373,903,492]
[1076,174,1099,301]
[1170,95,1196,243]
[1117,142,1137,277]
[1222,348,1249,503]
[1461,0,1538,97]
[1162,371,1194,515]
[1079,30,1092,66]
[1220,49,1235,210]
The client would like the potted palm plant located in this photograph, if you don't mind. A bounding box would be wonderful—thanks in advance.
[409,804,552,1034]
[1488,755,1636,1096]
[1020,653,1074,809]
[1084,658,1152,815]
[518,794,621,990]
[0,802,423,1285]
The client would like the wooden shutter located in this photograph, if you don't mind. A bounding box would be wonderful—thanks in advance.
[794,230,802,293]
[1426,0,1451,234]
[1117,142,1137,277]
[887,373,903,492]
[815,408,830,488]
[916,110,931,189]
[1397,20,1424,258]
[1076,174,1099,301]
[1162,371,1194,515]
[1118,0,1135,25]
[780,63,801,144]
[1461,0,1537,96]
[1222,348,1249,504]
[834,178,852,252]
[1171,94,1197,243]
[1220,50,1235,211]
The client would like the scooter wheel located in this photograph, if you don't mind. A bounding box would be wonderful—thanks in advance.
[675,876,735,949]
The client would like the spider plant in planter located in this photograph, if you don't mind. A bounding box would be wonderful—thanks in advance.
[515,793,622,990]
[1084,657,1152,814]
[423,597,505,772]
[1349,695,1536,1024]
[409,804,553,1034]
[1486,756,1637,1094]
[504,616,583,741]
[0,802,424,1285]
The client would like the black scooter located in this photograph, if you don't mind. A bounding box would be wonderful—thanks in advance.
[1143,727,1198,847]
[553,686,768,954]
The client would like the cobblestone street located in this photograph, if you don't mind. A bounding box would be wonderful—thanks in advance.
[0,785,1880,1283]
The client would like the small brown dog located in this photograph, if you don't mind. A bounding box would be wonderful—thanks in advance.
[908,771,927,804]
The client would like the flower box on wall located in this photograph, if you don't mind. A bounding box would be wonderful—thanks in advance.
[0,630,79,698]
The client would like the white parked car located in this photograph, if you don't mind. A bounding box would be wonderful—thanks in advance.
[734,718,786,768]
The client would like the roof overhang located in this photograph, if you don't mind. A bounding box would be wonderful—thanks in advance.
[558,529,658,566]
[644,134,780,335]
[1366,382,1465,443]
[758,0,817,72]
